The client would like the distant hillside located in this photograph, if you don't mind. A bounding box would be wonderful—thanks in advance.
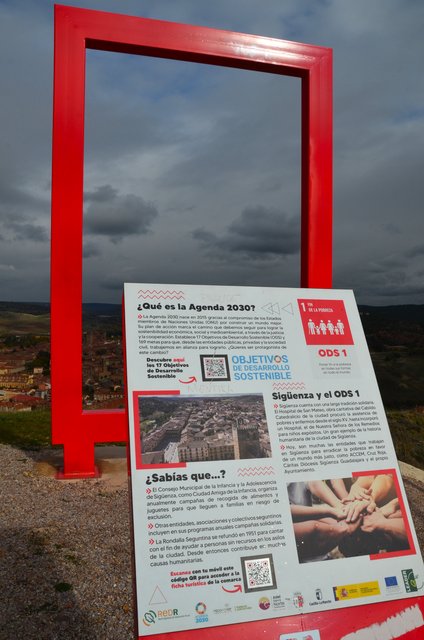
[0,310,50,336]
[81,303,122,332]
[0,302,121,335]
[359,304,424,350]
[360,304,424,323]
[81,303,122,317]
[359,305,424,409]
[0,301,49,316]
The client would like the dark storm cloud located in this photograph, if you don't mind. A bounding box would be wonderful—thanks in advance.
[0,3,53,180]
[383,223,402,235]
[85,54,176,162]
[367,257,407,273]
[193,206,300,259]
[101,278,127,291]
[364,282,424,300]
[0,164,49,225]
[406,245,424,259]
[84,186,158,242]
[0,182,47,211]
[83,242,101,259]
[4,220,48,242]
[0,205,49,243]
[158,76,300,203]
[84,185,117,204]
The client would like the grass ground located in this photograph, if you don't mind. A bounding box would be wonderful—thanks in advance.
[0,409,52,449]
[387,409,424,470]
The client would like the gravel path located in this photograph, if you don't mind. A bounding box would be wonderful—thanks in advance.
[0,445,132,640]
[0,444,423,640]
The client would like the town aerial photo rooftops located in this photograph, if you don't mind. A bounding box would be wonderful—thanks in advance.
[138,394,271,465]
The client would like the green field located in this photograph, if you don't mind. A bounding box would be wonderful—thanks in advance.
[0,311,50,336]
[0,409,52,449]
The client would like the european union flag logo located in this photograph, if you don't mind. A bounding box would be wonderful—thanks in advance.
[385,576,398,587]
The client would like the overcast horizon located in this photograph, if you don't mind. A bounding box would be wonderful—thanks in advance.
[1,1,423,307]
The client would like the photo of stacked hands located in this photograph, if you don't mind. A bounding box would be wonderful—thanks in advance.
[288,473,410,563]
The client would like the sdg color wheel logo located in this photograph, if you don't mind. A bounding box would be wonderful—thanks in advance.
[195,601,208,624]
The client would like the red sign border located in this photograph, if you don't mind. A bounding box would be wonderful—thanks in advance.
[351,468,416,559]
[132,389,186,470]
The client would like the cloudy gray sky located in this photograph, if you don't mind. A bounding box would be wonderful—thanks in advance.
[0,0,423,305]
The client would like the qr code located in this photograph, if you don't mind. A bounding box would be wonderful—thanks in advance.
[200,354,230,381]
[240,554,277,593]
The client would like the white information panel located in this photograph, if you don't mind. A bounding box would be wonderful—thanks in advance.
[123,283,423,636]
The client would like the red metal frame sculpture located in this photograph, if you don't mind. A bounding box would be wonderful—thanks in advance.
[51,4,332,479]
[51,6,424,639]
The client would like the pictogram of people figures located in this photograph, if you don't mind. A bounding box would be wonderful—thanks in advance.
[307,318,345,336]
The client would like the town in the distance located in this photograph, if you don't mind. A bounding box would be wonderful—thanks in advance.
[0,303,123,412]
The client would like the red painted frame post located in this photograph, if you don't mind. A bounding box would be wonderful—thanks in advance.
[51,5,332,477]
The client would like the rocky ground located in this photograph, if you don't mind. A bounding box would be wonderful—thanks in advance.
[0,446,132,639]
[0,445,423,640]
